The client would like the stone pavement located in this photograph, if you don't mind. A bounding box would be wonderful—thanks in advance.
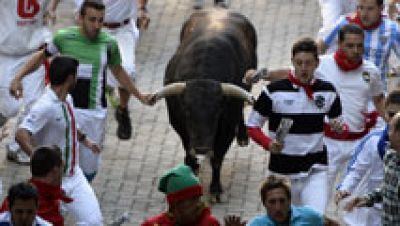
[0,0,323,224]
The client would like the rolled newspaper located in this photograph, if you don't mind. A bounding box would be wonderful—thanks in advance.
[275,118,293,143]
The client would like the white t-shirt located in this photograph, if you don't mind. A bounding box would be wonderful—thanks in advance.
[0,0,52,56]
[19,87,79,177]
[316,54,384,132]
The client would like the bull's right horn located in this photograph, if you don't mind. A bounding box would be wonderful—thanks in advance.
[152,82,186,102]
[220,83,255,104]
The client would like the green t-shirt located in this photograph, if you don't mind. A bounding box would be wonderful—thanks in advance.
[47,26,121,109]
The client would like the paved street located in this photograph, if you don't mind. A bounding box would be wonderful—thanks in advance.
[0,0,322,224]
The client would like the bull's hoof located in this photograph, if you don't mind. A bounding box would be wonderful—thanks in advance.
[208,193,228,204]
[236,137,249,147]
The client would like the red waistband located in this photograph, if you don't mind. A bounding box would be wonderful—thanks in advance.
[103,18,130,29]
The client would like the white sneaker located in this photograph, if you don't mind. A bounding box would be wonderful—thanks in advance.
[215,0,228,8]
[193,0,204,9]
[6,144,30,165]
[0,113,7,128]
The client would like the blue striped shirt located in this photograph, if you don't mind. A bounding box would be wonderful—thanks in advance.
[322,16,400,90]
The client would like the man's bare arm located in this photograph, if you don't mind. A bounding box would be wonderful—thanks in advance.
[317,39,327,55]
[373,94,387,121]
[10,49,47,98]
[15,128,35,157]
[109,64,150,104]
[244,68,290,84]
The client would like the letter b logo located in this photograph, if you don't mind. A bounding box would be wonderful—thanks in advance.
[17,0,40,19]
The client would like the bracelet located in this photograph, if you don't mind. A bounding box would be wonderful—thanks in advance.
[78,133,86,142]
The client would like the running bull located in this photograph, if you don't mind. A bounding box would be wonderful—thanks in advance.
[152,9,257,201]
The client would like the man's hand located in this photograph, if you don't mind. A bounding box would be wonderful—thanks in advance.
[224,215,246,226]
[82,138,101,154]
[388,0,400,20]
[243,68,268,85]
[10,78,23,99]
[269,140,284,154]
[0,126,9,142]
[44,9,56,25]
[139,93,156,106]
[137,8,150,30]
[335,190,350,205]
[329,118,346,134]
[344,196,369,212]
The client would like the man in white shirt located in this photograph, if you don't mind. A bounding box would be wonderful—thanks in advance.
[0,0,60,164]
[334,89,400,226]
[15,56,103,225]
[315,24,386,204]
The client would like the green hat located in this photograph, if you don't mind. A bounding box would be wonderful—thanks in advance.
[158,164,203,204]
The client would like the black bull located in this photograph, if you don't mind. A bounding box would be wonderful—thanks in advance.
[154,9,257,199]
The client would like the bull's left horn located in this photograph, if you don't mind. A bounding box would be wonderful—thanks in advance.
[220,83,255,104]
[152,82,186,102]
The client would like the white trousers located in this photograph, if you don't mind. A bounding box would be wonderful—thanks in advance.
[325,137,360,203]
[62,167,103,225]
[342,205,382,226]
[105,21,139,88]
[289,168,329,214]
[318,0,357,34]
[75,108,107,175]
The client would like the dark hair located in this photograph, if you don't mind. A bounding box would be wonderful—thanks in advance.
[292,37,318,60]
[49,56,79,86]
[260,175,291,205]
[8,182,38,208]
[386,89,400,106]
[80,0,105,16]
[376,0,384,6]
[30,145,62,177]
[339,24,364,43]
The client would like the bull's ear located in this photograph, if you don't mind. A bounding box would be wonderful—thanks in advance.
[153,82,187,101]
[220,83,254,104]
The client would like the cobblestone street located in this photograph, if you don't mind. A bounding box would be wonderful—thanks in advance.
[0,0,322,224]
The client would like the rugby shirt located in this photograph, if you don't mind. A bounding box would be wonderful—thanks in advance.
[247,77,342,175]
[46,26,122,110]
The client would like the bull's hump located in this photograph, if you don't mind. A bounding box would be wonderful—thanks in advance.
[206,10,229,31]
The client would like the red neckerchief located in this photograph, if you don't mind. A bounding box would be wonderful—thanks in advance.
[334,49,363,71]
[346,12,382,30]
[288,72,314,100]
[30,179,73,203]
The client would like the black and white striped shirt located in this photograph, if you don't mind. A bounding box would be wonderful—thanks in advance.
[247,78,342,175]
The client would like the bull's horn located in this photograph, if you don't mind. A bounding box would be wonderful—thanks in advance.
[220,83,255,104]
[152,82,186,102]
